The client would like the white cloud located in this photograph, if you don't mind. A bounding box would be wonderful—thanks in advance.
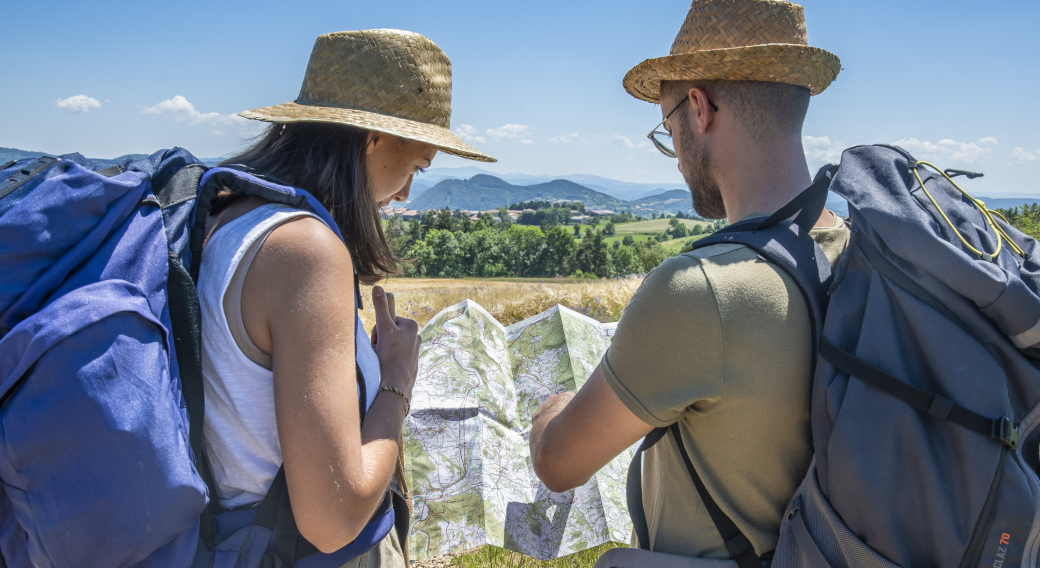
[520,140,534,146]
[1010,147,1039,162]
[803,135,845,166]
[548,133,579,144]
[892,137,991,164]
[979,137,998,145]
[142,95,244,126]
[486,124,529,139]
[611,133,651,150]
[454,124,486,144]
[210,130,226,136]
[56,95,101,113]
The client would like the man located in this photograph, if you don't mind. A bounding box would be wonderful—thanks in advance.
[529,0,848,560]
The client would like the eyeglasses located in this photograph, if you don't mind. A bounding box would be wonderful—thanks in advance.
[647,95,718,158]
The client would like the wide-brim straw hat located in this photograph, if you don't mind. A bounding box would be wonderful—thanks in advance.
[240,29,496,163]
[624,0,841,103]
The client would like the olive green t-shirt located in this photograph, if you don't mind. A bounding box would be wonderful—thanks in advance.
[601,214,849,558]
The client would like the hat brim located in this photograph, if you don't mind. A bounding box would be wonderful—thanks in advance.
[239,102,497,163]
[623,44,841,103]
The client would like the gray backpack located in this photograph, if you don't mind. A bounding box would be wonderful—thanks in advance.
[775,145,1040,568]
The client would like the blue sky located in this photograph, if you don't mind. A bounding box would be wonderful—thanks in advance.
[2,0,1038,196]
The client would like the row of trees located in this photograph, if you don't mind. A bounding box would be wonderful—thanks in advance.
[508,200,585,212]
[386,211,674,278]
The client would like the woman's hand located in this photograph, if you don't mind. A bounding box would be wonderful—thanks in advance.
[369,286,420,399]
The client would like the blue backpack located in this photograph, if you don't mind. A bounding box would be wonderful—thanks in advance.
[0,149,403,568]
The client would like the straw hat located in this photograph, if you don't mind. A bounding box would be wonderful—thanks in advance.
[623,0,841,103]
[240,29,496,162]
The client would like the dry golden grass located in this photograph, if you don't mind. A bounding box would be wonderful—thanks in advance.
[357,277,643,331]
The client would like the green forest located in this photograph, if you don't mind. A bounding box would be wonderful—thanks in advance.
[998,204,1040,241]
[385,209,725,278]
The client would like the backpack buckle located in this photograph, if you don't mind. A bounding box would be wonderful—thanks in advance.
[994,417,1019,451]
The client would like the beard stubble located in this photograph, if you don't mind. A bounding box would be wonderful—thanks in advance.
[677,113,726,219]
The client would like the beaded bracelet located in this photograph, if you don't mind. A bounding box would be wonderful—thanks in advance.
[378,386,410,413]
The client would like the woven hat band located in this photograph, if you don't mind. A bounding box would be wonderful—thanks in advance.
[296,30,453,129]
[671,0,808,54]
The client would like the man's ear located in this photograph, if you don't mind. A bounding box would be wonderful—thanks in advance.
[687,87,716,135]
[366,131,381,155]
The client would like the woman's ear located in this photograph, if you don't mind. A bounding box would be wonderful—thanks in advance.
[366,131,381,155]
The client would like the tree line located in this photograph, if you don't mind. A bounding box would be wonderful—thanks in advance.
[384,209,720,279]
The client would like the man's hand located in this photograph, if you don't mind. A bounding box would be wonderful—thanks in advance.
[529,367,653,493]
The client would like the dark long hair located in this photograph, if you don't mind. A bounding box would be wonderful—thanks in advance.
[220,122,398,285]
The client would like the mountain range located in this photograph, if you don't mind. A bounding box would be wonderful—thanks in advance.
[407,174,645,212]
[5,147,1039,217]
[413,166,686,201]
[0,147,222,168]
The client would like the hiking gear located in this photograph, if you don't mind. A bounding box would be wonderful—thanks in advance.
[626,169,835,567]
[771,144,1040,567]
[239,29,496,163]
[0,150,404,567]
[623,0,841,103]
[647,95,717,158]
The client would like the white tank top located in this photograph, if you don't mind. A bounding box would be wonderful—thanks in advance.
[197,203,382,509]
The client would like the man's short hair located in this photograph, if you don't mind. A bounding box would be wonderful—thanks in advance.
[661,80,810,141]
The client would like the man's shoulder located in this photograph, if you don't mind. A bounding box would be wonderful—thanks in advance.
[634,243,776,312]
[637,241,803,317]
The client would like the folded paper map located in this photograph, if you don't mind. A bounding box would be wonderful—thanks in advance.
[403,301,634,560]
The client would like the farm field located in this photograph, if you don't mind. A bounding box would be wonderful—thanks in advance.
[611,218,709,234]
[592,218,712,253]
[357,276,644,331]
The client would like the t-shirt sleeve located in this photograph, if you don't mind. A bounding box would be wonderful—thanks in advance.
[600,254,725,427]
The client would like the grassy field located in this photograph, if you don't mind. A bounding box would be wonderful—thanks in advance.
[593,219,710,253]
[358,276,644,331]
[413,542,626,568]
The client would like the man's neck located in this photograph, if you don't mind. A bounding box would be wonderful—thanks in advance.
[717,137,813,225]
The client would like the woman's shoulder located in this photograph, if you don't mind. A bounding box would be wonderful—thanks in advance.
[257,213,353,279]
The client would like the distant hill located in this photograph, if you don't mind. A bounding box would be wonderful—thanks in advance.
[631,189,692,214]
[1,147,222,167]
[408,174,633,212]
[415,166,686,201]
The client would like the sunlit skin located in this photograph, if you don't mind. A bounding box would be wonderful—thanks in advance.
[202,131,429,552]
[529,85,832,494]
[366,131,438,207]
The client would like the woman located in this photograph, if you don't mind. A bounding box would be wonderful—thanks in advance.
[197,29,495,567]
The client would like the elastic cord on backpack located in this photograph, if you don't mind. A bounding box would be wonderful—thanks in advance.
[911,161,1025,259]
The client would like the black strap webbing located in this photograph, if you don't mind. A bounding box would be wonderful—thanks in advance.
[669,425,760,568]
[756,164,836,233]
[167,250,220,547]
[819,339,1018,450]
[626,427,668,549]
[96,164,124,178]
[626,426,760,568]
[0,156,58,201]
